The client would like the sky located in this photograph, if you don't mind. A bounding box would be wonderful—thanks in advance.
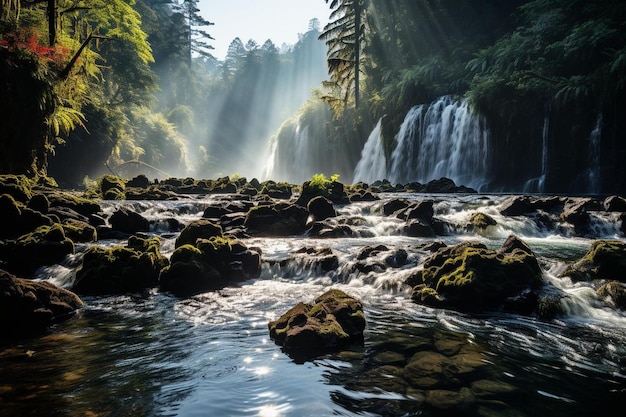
[197,0,330,60]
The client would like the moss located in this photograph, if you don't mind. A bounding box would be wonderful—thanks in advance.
[103,187,126,200]
[100,175,126,194]
[562,240,626,282]
[62,218,97,242]
[46,191,101,216]
[468,212,497,229]
[175,219,223,248]
[0,175,34,202]
[169,244,202,264]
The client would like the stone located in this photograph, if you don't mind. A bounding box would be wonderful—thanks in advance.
[499,196,536,216]
[603,195,626,212]
[410,236,543,312]
[0,269,83,338]
[560,240,626,282]
[268,289,366,355]
[468,212,497,230]
[424,387,476,412]
[109,207,150,234]
[175,219,223,248]
[597,281,626,309]
[307,196,337,221]
[405,219,436,237]
[244,203,309,236]
[61,218,97,242]
[73,236,167,295]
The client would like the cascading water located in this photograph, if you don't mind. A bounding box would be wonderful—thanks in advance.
[353,118,386,183]
[524,115,550,193]
[586,113,602,194]
[263,121,314,184]
[387,96,489,190]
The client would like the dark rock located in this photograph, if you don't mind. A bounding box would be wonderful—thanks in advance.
[349,190,379,202]
[604,195,626,212]
[100,175,126,200]
[560,240,626,282]
[499,196,535,216]
[62,218,97,242]
[291,247,339,272]
[383,198,410,216]
[27,193,50,214]
[268,289,366,355]
[125,187,177,200]
[175,219,223,248]
[597,281,626,309]
[424,177,474,193]
[0,175,33,202]
[560,198,592,231]
[307,196,337,221]
[110,207,150,234]
[48,206,90,224]
[244,203,309,236]
[405,219,436,237]
[0,269,83,338]
[405,201,435,221]
[73,236,167,295]
[46,191,101,216]
[410,236,543,312]
[0,195,53,239]
[126,174,150,188]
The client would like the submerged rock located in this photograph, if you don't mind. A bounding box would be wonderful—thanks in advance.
[0,269,83,338]
[560,240,626,282]
[268,289,366,356]
[410,236,543,312]
[73,236,168,295]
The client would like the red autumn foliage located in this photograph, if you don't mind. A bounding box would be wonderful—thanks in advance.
[1,28,71,66]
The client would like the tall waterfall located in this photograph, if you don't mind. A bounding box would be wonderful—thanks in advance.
[586,113,602,193]
[523,114,550,193]
[264,121,314,184]
[353,118,386,183]
[387,96,489,190]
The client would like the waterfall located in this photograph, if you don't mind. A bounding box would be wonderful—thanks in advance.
[523,115,549,193]
[353,118,386,183]
[587,113,602,193]
[388,96,489,190]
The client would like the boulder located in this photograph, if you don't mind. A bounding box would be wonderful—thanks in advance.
[410,236,543,312]
[0,269,83,338]
[160,237,261,297]
[597,281,626,309]
[61,218,97,242]
[72,236,168,295]
[0,194,53,239]
[405,219,436,237]
[46,191,101,217]
[244,203,309,236]
[559,198,592,231]
[268,289,366,356]
[175,219,223,248]
[467,212,497,230]
[307,196,337,221]
[109,207,151,234]
[560,240,626,282]
[499,196,535,216]
[1,224,74,274]
[383,198,411,216]
[0,174,33,202]
[27,193,50,214]
[404,201,435,221]
[126,174,150,188]
[100,175,126,200]
[604,195,626,212]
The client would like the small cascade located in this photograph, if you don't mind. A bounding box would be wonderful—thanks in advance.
[586,113,602,193]
[263,121,314,184]
[523,115,549,193]
[353,118,386,183]
[388,96,489,190]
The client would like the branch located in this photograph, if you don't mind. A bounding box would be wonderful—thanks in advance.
[60,33,109,80]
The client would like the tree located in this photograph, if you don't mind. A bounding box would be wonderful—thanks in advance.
[173,0,214,65]
[319,0,367,110]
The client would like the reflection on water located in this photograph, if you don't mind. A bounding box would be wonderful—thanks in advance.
[1,193,626,416]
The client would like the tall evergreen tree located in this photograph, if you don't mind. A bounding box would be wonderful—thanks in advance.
[173,0,214,65]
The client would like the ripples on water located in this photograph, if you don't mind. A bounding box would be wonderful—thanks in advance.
[1,194,625,416]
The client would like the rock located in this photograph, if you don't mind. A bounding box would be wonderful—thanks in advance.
[621,213,626,236]
[268,289,366,356]
[175,219,223,248]
[0,269,83,338]
[27,193,50,214]
[604,195,626,212]
[410,236,543,312]
[499,196,535,216]
[126,174,150,188]
[467,212,497,230]
[100,175,126,200]
[0,174,33,202]
[73,236,167,295]
[46,191,101,217]
[260,181,293,199]
[1,224,74,274]
[109,207,150,234]
[560,240,626,282]
[296,178,349,207]
[349,190,379,202]
[597,281,626,309]
[0,194,52,239]
[471,379,517,399]
[291,247,339,272]
[307,196,337,221]
[244,203,309,236]
[160,237,261,297]
[61,218,97,242]
[405,219,436,237]
[424,388,476,412]
[424,177,475,193]
[560,198,592,231]
[382,198,411,216]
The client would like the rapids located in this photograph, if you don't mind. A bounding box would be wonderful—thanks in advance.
[1,192,625,417]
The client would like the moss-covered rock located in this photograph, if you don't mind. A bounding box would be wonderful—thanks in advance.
[1,224,74,274]
[27,193,50,214]
[244,202,309,236]
[45,191,101,217]
[560,240,626,282]
[0,174,33,202]
[72,236,167,295]
[61,218,97,242]
[259,180,293,199]
[100,175,126,200]
[109,207,151,234]
[160,237,261,297]
[268,289,366,356]
[410,236,543,312]
[0,269,83,338]
[597,281,626,309]
[175,219,223,248]
[467,212,497,230]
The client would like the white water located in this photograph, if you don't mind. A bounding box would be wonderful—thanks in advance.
[586,113,602,194]
[524,115,550,193]
[385,96,489,190]
[353,118,386,183]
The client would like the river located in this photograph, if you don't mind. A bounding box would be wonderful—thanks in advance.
[1,192,625,416]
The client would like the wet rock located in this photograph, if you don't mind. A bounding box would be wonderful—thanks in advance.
[604,195,626,212]
[73,236,167,295]
[597,281,626,309]
[0,194,53,239]
[471,379,517,399]
[424,387,476,412]
[100,175,126,200]
[404,201,435,221]
[560,240,626,282]
[109,207,150,234]
[268,289,366,356]
[405,219,436,237]
[499,196,535,216]
[27,193,50,214]
[404,351,449,388]
[371,351,406,366]
[1,224,74,274]
[125,187,177,200]
[382,198,410,216]
[467,212,497,230]
[160,237,261,297]
[296,179,349,207]
[0,269,83,338]
[424,177,475,193]
[126,174,150,188]
[61,218,97,242]
[244,203,309,236]
[46,191,101,217]
[349,190,379,202]
[0,174,33,202]
[560,198,592,232]
[307,196,337,221]
[175,219,223,248]
[292,247,339,272]
[410,236,543,312]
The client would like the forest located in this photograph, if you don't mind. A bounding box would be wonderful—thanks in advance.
[1,0,625,194]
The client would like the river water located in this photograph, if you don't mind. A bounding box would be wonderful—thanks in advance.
[1,193,625,416]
